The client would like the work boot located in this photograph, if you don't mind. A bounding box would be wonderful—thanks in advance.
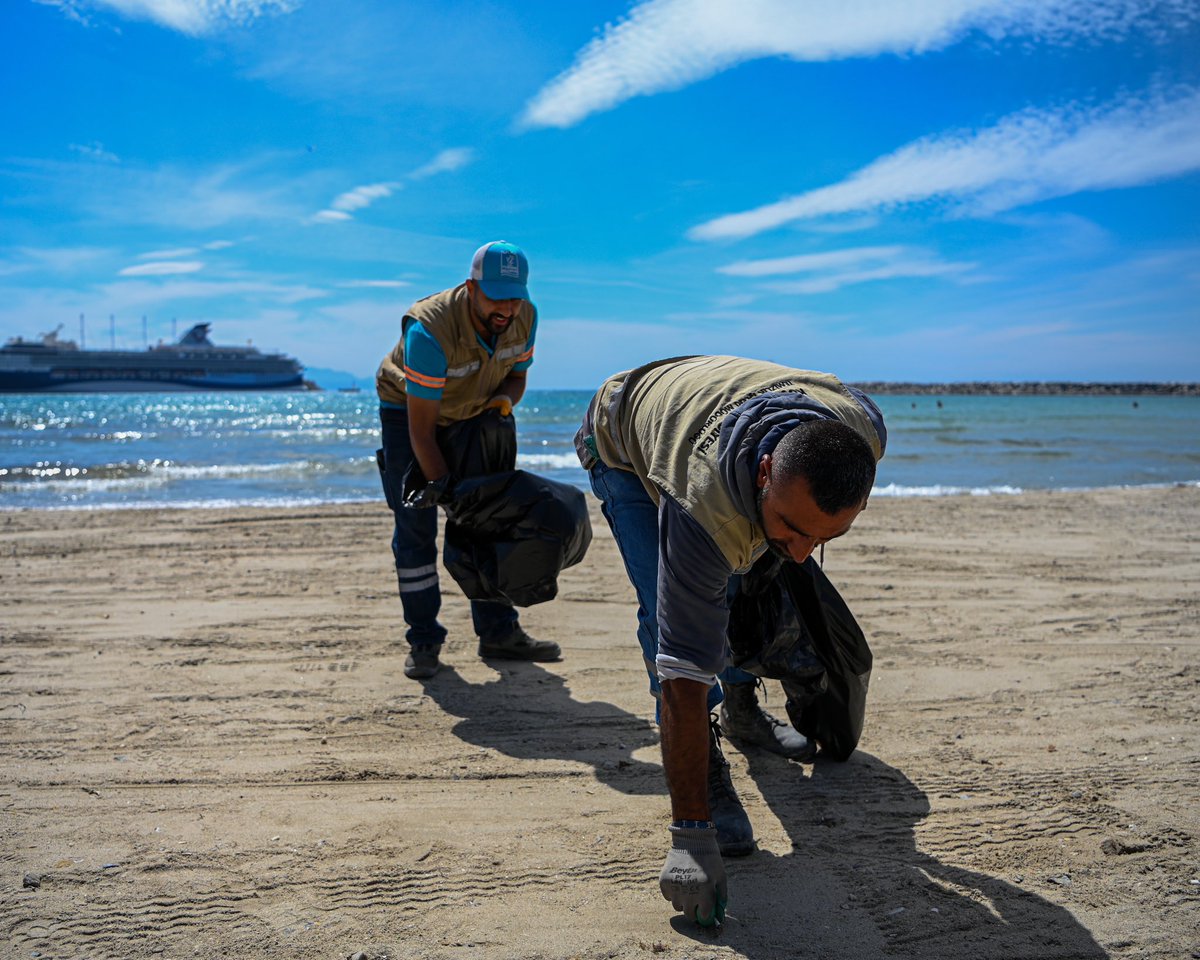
[720,680,816,761]
[403,646,440,679]
[707,717,755,857]
[478,626,561,662]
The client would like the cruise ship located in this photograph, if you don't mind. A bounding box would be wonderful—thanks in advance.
[0,323,305,392]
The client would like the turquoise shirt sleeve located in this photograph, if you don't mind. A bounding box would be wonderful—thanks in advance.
[512,310,537,373]
[402,322,448,400]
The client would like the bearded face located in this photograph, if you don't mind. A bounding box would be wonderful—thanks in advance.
[469,283,520,339]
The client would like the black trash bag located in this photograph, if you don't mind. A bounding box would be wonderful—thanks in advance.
[443,470,592,607]
[400,408,518,503]
[728,554,872,761]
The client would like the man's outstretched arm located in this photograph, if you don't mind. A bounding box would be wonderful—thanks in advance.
[658,677,727,926]
[659,677,711,820]
[653,496,735,925]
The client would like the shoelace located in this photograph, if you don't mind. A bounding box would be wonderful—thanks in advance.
[708,712,725,749]
[744,678,788,730]
[706,715,738,800]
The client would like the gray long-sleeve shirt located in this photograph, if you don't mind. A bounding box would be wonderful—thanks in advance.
[654,388,887,684]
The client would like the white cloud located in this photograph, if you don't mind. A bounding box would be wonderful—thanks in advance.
[718,245,911,276]
[311,151,471,224]
[711,293,758,309]
[341,279,410,288]
[410,148,475,180]
[45,0,300,36]
[69,141,120,163]
[521,0,1197,129]
[119,260,205,276]
[32,0,91,26]
[42,156,307,229]
[692,87,1200,240]
[204,239,236,250]
[718,244,976,293]
[312,181,401,224]
[661,308,826,326]
[0,246,111,276]
[798,215,884,235]
[332,182,399,212]
[766,259,976,294]
[97,276,328,309]
[138,247,199,259]
[149,172,297,228]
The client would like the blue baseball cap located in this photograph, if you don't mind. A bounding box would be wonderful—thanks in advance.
[470,241,530,301]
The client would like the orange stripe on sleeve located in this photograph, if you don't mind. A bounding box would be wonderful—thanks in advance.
[404,366,446,389]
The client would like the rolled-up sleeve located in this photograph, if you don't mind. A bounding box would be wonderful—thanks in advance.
[655,495,732,685]
[511,311,537,372]
[402,322,448,400]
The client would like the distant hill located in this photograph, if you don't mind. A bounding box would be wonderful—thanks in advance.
[303,366,375,392]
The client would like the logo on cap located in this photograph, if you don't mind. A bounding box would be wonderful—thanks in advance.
[499,252,520,279]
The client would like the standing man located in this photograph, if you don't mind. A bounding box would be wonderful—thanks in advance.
[376,241,560,680]
[575,355,886,925]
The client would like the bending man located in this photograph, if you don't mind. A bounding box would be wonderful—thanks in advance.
[575,355,886,923]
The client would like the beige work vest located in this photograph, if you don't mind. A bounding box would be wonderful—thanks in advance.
[375,284,536,425]
[590,355,883,571]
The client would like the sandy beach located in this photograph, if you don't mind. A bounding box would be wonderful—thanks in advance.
[2,486,1197,960]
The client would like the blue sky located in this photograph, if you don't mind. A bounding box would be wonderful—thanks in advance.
[2,0,1198,386]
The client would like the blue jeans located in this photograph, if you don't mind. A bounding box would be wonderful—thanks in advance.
[378,406,518,649]
[587,460,756,721]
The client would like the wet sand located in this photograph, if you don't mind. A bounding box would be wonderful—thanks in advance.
[2,486,1198,959]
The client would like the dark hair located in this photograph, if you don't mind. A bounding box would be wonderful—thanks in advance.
[772,419,877,514]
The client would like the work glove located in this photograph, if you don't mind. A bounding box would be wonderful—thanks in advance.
[659,824,727,927]
[404,473,456,509]
[483,394,514,417]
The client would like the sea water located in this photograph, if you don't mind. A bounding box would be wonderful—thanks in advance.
[1,391,1197,510]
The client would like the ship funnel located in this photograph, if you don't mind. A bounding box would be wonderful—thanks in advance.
[178,323,214,346]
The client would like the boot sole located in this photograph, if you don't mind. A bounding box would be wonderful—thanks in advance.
[718,837,757,858]
[477,648,561,662]
[722,733,816,762]
[720,713,816,761]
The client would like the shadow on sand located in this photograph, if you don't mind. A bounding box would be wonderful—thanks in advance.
[418,664,1107,956]
[670,749,1109,959]
[415,661,665,796]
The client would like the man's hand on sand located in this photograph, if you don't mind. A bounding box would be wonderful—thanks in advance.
[659,824,727,927]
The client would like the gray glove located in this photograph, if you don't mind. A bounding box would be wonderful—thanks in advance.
[659,824,727,926]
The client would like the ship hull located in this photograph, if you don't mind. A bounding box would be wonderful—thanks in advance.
[0,330,307,393]
[0,370,306,393]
